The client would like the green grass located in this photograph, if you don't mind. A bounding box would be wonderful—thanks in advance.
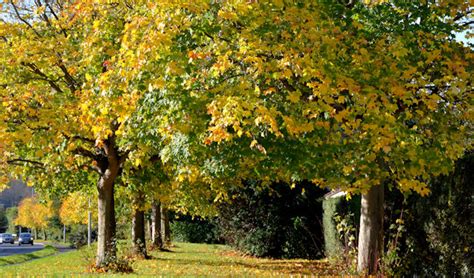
[0,243,337,277]
[0,245,57,267]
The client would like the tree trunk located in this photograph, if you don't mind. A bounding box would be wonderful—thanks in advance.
[88,198,92,246]
[151,202,163,249]
[132,194,147,258]
[96,168,118,267]
[160,206,171,246]
[147,218,152,242]
[357,184,384,275]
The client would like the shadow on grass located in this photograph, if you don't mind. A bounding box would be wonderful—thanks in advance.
[156,255,333,275]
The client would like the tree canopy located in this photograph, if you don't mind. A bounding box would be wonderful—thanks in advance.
[0,0,472,273]
[121,0,472,195]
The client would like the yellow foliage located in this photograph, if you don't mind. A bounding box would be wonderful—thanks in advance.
[15,197,53,229]
[59,192,97,226]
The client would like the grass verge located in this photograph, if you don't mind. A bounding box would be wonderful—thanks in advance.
[0,245,57,266]
[0,242,338,276]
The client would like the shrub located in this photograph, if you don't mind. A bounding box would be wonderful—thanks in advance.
[324,152,473,276]
[217,180,327,259]
[170,215,221,244]
[384,152,474,276]
[68,224,96,248]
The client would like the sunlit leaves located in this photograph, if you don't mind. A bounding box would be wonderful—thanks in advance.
[15,197,53,229]
[120,0,474,195]
[59,192,97,225]
[1,0,472,206]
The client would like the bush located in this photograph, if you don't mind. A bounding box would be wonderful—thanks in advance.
[384,152,474,276]
[68,224,96,248]
[323,152,473,276]
[322,194,360,273]
[217,180,327,259]
[170,216,221,244]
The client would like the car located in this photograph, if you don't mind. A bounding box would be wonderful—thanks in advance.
[0,233,14,244]
[18,233,34,245]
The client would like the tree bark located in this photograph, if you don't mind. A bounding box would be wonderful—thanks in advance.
[96,167,118,267]
[88,198,92,246]
[151,201,163,249]
[357,184,384,275]
[160,206,171,246]
[147,218,152,242]
[132,193,147,258]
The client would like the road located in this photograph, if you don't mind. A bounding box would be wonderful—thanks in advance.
[0,243,44,257]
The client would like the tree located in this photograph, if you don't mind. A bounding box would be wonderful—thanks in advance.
[0,1,139,266]
[5,207,18,233]
[0,205,8,233]
[161,206,171,247]
[130,189,148,258]
[15,197,53,237]
[150,201,163,249]
[120,1,472,274]
[59,191,96,226]
[1,1,471,273]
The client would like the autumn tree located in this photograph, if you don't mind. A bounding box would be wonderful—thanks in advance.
[0,1,141,266]
[1,1,471,274]
[119,1,473,274]
[15,197,53,238]
[59,191,96,226]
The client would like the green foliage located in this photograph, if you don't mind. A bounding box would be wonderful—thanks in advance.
[67,224,96,249]
[43,215,64,242]
[322,195,360,273]
[384,152,474,276]
[5,206,17,233]
[0,205,8,233]
[218,180,327,259]
[322,197,343,258]
[170,215,220,244]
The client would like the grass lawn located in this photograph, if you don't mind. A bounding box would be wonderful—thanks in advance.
[0,245,57,267]
[0,243,338,277]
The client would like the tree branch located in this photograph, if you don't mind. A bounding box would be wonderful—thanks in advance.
[453,9,473,22]
[56,59,78,92]
[21,62,64,93]
[461,20,474,27]
[45,1,68,37]
[72,147,103,163]
[7,158,45,169]
[10,1,41,37]
[62,133,95,144]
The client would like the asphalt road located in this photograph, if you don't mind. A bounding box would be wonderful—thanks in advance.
[0,243,44,257]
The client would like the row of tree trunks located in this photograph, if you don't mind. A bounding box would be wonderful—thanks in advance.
[131,199,171,256]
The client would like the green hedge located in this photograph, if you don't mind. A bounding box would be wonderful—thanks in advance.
[322,195,360,258]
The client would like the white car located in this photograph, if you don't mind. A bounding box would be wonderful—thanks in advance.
[0,233,15,244]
